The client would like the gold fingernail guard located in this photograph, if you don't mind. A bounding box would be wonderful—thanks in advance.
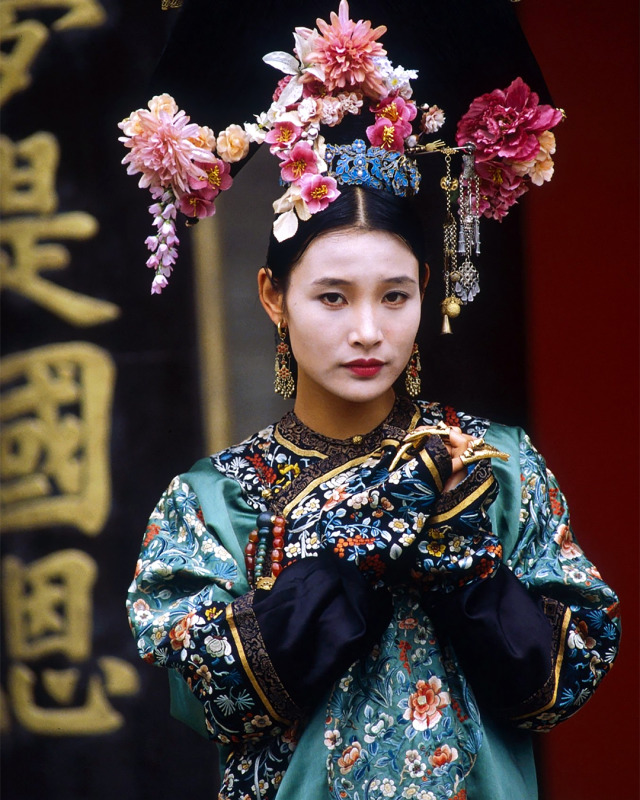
[458,438,510,466]
[389,427,509,472]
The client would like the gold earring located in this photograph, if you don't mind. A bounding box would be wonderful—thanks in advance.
[405,343,421,397]
[274,320,295,399]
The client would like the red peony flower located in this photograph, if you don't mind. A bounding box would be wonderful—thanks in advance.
[456,77,562,164]
[475,159,528,221]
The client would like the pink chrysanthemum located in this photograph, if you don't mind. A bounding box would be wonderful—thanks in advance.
[119,105,215,195]
[299,173,340,213]
[456,77,562,164]
[309,0,387,99]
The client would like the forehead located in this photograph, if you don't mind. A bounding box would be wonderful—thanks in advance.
[290,229,420,286]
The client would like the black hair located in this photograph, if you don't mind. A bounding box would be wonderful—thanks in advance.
[265,186,427,292]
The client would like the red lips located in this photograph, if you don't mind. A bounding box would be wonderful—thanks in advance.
[344,359,384,377]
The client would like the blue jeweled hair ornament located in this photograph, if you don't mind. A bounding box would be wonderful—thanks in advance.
[325,139,421,198]
[119,1,562,332]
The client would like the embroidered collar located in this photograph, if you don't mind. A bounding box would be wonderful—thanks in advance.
[275,395,421,459]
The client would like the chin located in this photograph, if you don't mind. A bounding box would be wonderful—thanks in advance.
[326,378,398,405]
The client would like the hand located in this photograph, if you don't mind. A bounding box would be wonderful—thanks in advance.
[443,426,474,492]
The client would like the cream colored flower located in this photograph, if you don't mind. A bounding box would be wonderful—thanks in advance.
[217,124,251,162]
[189,124,216,151]
[148,93,179,117]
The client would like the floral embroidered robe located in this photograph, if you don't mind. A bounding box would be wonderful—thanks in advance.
[127,399,620,800]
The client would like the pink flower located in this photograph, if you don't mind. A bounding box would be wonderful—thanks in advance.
[456,77,562,164]
[299,173,340,213]
[265,121,302,153]
[273,74,294,102]
[475,159,528,221]
[371,94,416,136]
[403,676,450,731]
[176,186,218,219]
[119,103,215,195]
[366,117,404,151]
[319,96,344,127]
[309,0,387,99]
[188,158,233,196]
[421,105,446,134]
[278,141,319,183]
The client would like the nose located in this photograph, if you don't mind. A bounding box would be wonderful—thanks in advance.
[347,303,383,348]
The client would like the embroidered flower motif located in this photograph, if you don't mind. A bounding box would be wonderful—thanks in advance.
[324,729,343,750]
[168,611,197,651]
[428,743,459,768]
[403,676,451,731]
[379,778,397,797]
[568,620,596,651]
[204,635,232,659]
[131,598,153,623]
[554,523,583,560]
[251,714,272,729]
[337,740,362,774]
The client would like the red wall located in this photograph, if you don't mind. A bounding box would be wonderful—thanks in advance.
[518,2,639,797]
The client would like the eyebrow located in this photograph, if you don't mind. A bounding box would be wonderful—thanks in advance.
[310,276,418,287]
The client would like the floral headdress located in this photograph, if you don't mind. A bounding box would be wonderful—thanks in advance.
[119,0,562,329]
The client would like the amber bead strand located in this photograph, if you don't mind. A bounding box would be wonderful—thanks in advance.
[245,512,286,588]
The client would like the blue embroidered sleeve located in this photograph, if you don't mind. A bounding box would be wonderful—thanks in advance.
[126,475,301,745]
[506,434,620,730]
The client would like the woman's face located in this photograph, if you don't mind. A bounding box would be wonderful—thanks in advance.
[281,229,423,407]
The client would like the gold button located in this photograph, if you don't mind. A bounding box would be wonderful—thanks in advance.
[352,434,363,444]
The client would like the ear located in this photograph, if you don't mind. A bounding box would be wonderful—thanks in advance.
[258,267,285,325]
[420,262,431,298]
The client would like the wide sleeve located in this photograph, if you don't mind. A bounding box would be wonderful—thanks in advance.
[126,467,303,745]
[425,426,620,731]
[505,431,620,729]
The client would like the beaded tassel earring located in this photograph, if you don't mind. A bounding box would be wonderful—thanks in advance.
[405,343,422,397]
[274,320,295,399]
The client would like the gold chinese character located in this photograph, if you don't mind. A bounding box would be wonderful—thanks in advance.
[0,132,120,325]
[0,133,58,215]
[3,550,140,735]
[0,0,107,106]
[3,549,96,660]
[0,343,114,535]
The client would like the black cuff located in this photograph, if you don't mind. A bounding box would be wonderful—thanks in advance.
[424,564,563,714]
[251,551,393,710]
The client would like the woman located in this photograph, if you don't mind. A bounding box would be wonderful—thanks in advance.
[127,186,619,800]
[124,4,619,798]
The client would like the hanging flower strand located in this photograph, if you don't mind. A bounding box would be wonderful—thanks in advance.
[118,94,248,293]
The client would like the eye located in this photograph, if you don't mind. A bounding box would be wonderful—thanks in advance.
[383,291,409,305]
[319,292,347,307]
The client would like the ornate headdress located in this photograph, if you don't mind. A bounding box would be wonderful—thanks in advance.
[119,1,562,331]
